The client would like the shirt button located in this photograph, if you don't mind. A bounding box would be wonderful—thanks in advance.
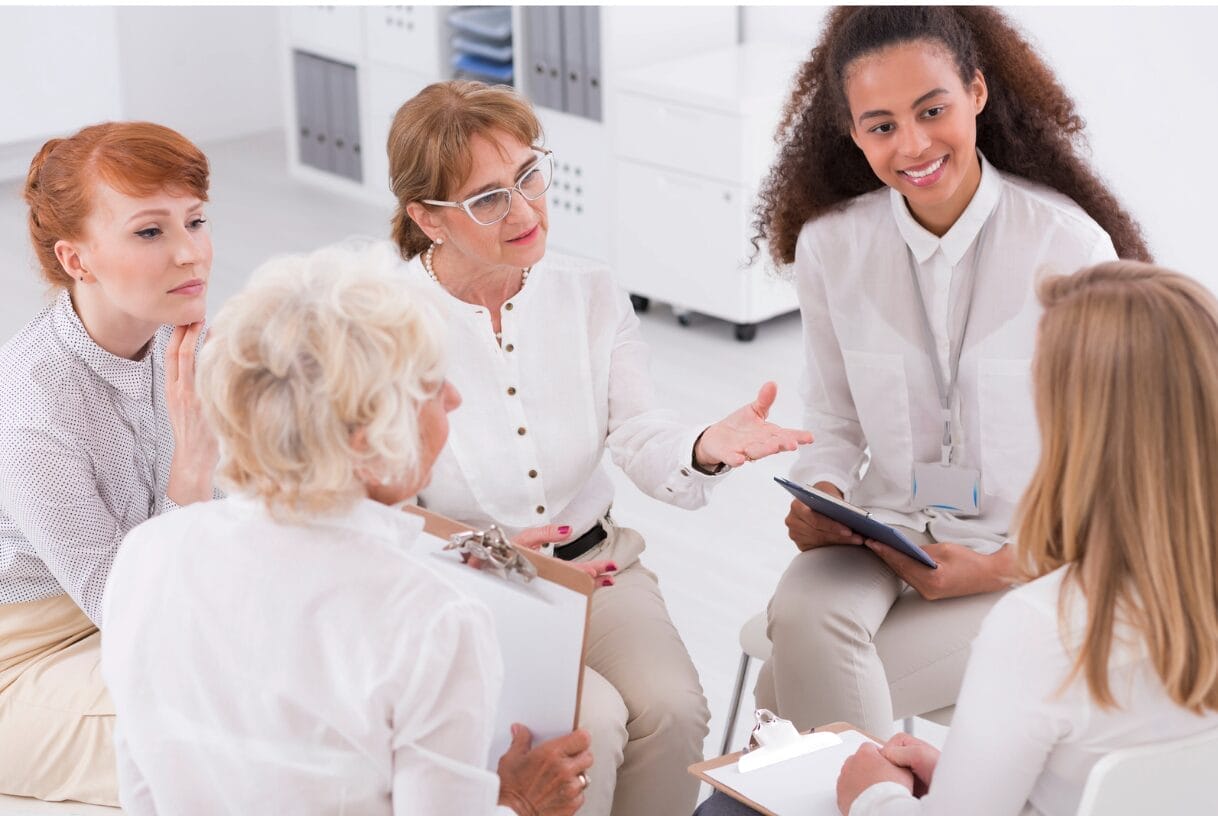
[505,302,514,311]
[507,386,517,396]
[528,469,538,478]
[536,505,545,514]
[517,427,527,436]
[505,343,515,352]
[680,467,691,476]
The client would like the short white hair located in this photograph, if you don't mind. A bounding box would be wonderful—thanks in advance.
[197,240,445,520]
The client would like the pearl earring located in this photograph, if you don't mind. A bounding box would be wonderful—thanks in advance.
[435,238,444,245]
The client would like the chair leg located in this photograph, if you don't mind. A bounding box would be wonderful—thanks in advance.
[902,717,915,736]
[721,651,752,755]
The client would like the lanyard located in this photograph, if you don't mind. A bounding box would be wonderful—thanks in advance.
[905,224,990,466]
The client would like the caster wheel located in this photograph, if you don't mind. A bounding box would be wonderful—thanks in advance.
[677,314,693,327]
[734,323,758,342]
[629,294,651,313]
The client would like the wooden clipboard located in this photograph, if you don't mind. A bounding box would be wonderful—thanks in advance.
[402,505,595,730]
[688,722,875,816]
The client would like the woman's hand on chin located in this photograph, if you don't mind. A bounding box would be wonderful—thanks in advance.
[693,381,814,470]
[166,321,219,505]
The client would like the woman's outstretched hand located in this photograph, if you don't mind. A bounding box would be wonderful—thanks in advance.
[693,382,813,470]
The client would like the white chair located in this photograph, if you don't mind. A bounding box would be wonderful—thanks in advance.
[1075,728,1218,815]
[721,611,955,754]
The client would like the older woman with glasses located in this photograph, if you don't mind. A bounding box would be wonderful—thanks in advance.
[386,80,813,816]
[101,243,594,815]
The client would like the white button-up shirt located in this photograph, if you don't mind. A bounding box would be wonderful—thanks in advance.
[0,291,179,625]
[850,567,1218,815]
[791,154,1117,551]
[102,496,515,816]
[403,251,724,539]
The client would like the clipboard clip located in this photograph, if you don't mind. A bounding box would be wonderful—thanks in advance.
[444,525,539,583]
[738,709,843,773]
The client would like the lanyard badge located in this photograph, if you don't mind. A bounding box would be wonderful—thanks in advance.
[906,232,988,519]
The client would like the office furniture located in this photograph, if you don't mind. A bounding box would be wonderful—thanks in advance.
[612,42,804,341]
[1075,727,1218,815]
[279,7,736,267]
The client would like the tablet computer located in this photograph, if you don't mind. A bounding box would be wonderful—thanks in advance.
[774,476,938,569]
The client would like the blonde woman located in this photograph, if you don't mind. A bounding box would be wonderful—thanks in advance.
[830,261,1218,814]
[386,80,814,816]
[101,244,592,816]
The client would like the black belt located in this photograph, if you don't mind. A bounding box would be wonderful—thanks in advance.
[554,522,607,561]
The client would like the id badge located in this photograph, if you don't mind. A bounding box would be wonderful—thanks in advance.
[912,462,981,517]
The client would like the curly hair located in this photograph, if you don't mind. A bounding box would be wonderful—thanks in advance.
[754,6,1150,265]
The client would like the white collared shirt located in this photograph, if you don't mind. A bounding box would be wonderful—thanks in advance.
[849,567,1218,816]
[101,496,515,816]
[0,290,180,625]
[791,154,1117,551]
[403,250,725,539]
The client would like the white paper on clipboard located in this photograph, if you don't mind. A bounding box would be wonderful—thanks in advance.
[411,524,592,767]
[703,730,877,816]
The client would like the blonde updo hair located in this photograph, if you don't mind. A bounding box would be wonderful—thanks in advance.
[387,80,542,260]
[197,241,445,521]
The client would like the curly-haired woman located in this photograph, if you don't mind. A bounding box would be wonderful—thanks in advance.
[754,6,1151,738]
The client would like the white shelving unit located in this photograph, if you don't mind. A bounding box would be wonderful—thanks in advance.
[279,6,737,265]
[612,42,805,340]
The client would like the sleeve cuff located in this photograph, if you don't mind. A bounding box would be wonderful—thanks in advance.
[849,781,918,816]
[689,425,732,477]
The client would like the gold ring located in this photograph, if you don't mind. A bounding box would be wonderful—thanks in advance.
[578,772,589,790]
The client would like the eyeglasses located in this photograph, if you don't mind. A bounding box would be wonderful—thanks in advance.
[423,148,554,226]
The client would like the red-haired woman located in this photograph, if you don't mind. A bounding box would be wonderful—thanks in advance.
[0,122,219,805]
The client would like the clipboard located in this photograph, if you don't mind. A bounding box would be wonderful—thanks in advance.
[689,721,880,816]
[402,505,594,766]
[774,477,938,569]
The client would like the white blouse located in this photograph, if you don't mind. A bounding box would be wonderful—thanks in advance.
[0,290,178,625]
[850,567,1218,816]
[403,250,725,539]
[790,153,1117,552]
[101,496,514,816]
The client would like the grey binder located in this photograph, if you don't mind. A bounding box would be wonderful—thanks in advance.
[560,7,586,117]
[524,7,563,111]
[325,60,362,182]
[582,6,602,121]
[293,51,326,172]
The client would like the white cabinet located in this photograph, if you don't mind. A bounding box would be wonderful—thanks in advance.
[611,43,805,340]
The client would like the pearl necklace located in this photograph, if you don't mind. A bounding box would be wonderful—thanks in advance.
[422,242,531,290]
[423,242,530,342]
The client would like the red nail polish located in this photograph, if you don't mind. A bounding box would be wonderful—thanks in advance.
[558,526,571,535]
[607,562,618,572]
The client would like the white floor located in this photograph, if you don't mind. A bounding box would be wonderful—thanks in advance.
[0,130,940,813]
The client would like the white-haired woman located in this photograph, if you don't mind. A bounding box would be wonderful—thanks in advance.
[101,243,592,816]
[386,81,815,816]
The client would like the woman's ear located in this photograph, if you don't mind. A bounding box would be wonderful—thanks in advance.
[405,202,444,245]
[970,69,989,115]
[53,239,88,284]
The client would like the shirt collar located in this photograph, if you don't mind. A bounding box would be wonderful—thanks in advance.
[889,150,1003,266]
[226,493,427,547]
[52,289,156,402]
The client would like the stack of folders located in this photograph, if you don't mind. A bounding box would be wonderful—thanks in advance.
[449,7,514,86]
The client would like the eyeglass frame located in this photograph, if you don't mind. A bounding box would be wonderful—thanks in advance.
[421,147,554,226]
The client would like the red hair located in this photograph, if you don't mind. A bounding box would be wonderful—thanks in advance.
[23,121,210,288]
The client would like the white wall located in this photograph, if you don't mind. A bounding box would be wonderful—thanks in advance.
[741,6,1218,291]
[0,6,283,180]
[114,7,283,144]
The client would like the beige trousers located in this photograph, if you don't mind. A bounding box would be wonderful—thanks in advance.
[755,527,1005,737]
[572,518,710,816]
[0,594,117,805]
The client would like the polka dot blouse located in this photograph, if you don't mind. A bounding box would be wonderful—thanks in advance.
[0,291,179,626]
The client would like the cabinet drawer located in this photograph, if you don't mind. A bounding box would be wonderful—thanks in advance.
[613,159,748,311]
[365,6,440,74]
[614,91,743,184]
[287,7,362,60]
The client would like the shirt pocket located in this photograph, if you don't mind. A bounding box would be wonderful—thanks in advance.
[841,350,913,484]
[977,358,1038,503]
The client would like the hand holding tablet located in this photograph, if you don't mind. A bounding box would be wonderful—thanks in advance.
[775,477,938,569]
